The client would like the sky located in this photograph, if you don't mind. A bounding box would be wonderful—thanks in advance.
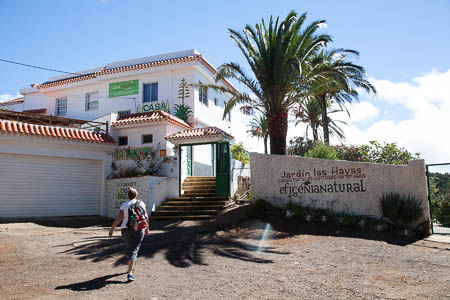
[1,0,449,163]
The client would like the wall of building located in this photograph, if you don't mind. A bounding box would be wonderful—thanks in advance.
[106,175,178,218]
[250,153,430,225]
[22,66,194,121]
[111,122,184,178]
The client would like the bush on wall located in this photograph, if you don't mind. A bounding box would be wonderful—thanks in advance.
[305,142,337,160]
[334,141,418,165]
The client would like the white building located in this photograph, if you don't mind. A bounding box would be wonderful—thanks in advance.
[0,50,239,218]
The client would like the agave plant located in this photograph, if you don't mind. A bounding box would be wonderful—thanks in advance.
[379,192,424,226]
[173,103,193,123]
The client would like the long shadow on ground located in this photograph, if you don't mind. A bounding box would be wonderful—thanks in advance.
[0,216,111,228]
[266,216,424,246]
[55,273,129,291]
[56,218,292,269]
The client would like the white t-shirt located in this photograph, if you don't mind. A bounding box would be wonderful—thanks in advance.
[119,199,147,229]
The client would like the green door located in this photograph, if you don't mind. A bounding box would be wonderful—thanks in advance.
[187,145,193,176]
[216,142,230,197]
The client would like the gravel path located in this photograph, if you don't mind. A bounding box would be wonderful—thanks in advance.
[0,217,449,299]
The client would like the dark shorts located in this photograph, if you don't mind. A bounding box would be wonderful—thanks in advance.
[121,228,145,262]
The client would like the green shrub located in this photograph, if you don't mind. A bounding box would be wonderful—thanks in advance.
[248,199,279,219]
[287,136,314,156]
[359,141,416,165]
[231,142,250,166]
[305,142,337,160]
[379,192,423,226]
[334,145,365,162]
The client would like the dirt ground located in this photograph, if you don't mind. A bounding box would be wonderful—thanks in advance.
[0,214,449,300]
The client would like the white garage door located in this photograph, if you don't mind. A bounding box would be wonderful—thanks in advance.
[0,153,102,217]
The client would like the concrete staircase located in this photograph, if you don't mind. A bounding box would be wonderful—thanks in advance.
[150,176,228,221]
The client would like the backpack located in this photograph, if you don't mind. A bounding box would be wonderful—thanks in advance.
[127,200,147,231]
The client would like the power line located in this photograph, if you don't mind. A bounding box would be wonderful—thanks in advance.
[0,58,84,76]
[0,91,138,100]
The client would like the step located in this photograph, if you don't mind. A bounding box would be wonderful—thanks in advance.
[182,181,216,186]
[150,215,215,221]
[182,186,216,192]
[182,184,216,189]
[158,205,225,210]
[184,176,215,179]
[183,178,216,183]
[183,191,216,196]
[166,197,229,201]
[162,201,227,206]
[152,210,220,216]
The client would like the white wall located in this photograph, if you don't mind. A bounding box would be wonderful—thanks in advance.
[111,123,179,177]
[193,68,233,131]
[106,175,178,218]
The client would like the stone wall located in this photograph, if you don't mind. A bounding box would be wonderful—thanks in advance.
[106,176,178,218]
[250,153,429,224]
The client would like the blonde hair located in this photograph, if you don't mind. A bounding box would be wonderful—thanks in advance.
[128,187,138,200]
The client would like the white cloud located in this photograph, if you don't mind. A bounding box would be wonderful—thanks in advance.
[229,69,450,163]
[341,69,450,163]
[0,93,21,103]
[334,101,380,123]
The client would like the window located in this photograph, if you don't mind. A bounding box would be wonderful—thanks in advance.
[199,86,208,106]
[55,98,67,116]
[85,92,98,111]
[214,97,218,106]
[142,134,153,144]
[118,110,131,116]
[143,83,158,103]
[118,136,128,146]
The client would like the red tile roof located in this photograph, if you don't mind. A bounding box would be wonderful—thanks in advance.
[36,55,238,94]
[0,119,115,145]
[0,97,24,106]
[112,110,191,129]
[164,126,234,142]
[23,108,47,115]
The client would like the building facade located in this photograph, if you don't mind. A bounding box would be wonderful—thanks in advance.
[0,50,238,218]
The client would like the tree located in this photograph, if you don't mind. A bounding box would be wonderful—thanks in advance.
[293,97,347,143]
[195,11,331,154]
[286,136,314,156]
[247,114,269,154]
[231,142,250,166]
[308,48,376,144]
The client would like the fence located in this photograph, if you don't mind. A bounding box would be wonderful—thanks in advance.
[426,163,450,234]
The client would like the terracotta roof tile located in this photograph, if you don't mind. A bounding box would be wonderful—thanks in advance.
[0,97,24,106]
[164,126,234,141]
[36,55,238,94]
[112,110,191,129]
[0,119,115,145]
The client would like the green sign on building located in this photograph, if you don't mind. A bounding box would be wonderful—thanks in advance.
[109,79,139,98]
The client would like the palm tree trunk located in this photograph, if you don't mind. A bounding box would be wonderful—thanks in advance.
[267,111,288,155]
[263,136,268,154]
[312,126,318,142]
[320,93,330,144]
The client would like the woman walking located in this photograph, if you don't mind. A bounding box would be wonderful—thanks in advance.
[109,187,149,281]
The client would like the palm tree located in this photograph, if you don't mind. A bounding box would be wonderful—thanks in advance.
[247,114,269,154]
[195,11,331,155]
[293,97,347,143]
[308,48,376,144]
